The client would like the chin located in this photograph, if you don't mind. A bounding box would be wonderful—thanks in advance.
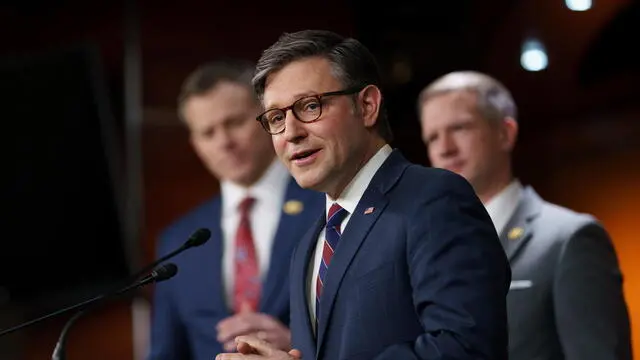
[291,171,323,192]
[444,167,464,176]
[228,170,256,186]
[292,175,317,190]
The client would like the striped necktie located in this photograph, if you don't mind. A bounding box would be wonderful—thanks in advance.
[315,202,348,323]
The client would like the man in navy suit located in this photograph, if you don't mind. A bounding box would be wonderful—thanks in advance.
[216,30,511,360]
[147,60,324,360]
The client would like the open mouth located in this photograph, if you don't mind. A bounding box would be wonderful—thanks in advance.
[291,149,320,161]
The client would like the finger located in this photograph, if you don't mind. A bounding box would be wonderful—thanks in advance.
[252,330,284,351]
[256,315,281,332]
[217,315,259,343]
[235,335,275,355]
[219,325,245,344]
[251,326,291,351]
[256,330,268,341]
[215,353,245,360]
[236,340,258,354]
[223,340,237,352]
[240,301,254,314]
[220,312,278,335]
[244,313,282,336]
[289,349,303,359]
[216,315,236,337]
[218,303,256,333]
[217,312,258,332]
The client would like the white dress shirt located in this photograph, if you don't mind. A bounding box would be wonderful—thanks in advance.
[484,179,523,236]
[220,159,290,309]
[306,144,393,332]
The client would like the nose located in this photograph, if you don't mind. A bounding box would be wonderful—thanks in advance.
[282,110,307,143]
[437,133,458,159]
[216,127,235,150]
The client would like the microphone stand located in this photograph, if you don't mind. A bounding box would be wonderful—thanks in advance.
[0,269,157,338]
[105,228,210,293]
[0,228,208,339]
[50,264,177,360]
[50,309,85,360]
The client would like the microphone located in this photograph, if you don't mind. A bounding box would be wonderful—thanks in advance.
[51,263,178,360]
[0,228,208,337]
[81,227,210,301]
[0,263,178,338]
[129,227,210,281]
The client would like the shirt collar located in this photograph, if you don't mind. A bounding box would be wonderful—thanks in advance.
[325,144,393,218]
[221,158,290,214]
[484,179,523,235]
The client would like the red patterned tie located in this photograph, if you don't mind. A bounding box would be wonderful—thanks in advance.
[233,196,260,313]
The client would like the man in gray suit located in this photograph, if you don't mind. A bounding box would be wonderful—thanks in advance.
[417,70,632,360]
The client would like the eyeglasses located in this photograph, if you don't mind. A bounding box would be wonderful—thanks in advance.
[256,86,364,135]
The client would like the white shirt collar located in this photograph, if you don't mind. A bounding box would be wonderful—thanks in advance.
[221,158,290,215]
[484,179,523,236]
[325,144,393,217]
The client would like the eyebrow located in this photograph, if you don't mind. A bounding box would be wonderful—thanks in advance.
[451,116,475,124]
[264,91,319,110]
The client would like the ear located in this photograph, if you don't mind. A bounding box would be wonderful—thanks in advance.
[359,85,382,128]
[500,116,518,151]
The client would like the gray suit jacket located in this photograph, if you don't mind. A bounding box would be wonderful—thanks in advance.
[502,186,632,360]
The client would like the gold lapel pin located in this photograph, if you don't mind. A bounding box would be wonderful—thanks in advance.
[363,207,375,215]
[508,227,524,240]
[283,200,303,215]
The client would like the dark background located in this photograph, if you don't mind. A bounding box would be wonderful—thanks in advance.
[0,0,638,359]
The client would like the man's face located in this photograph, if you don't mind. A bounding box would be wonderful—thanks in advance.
[420,90,509,191]
[183,81,275,186]
[262,57,371,197]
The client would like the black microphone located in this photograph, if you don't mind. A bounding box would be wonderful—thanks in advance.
[0,228,208,337]
[0,263,178,339]
[130,227,210,281]
[50,263,178,360]
[91,227,210,298]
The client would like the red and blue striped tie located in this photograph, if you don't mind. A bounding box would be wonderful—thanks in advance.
[316,203,348,323]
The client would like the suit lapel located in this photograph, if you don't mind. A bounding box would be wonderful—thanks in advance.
[500,186,542,261]
[316,150,408,356]
[199,199,229,315]
[316,189,388,354]
[291,214,324,357]
[260,179,323,311]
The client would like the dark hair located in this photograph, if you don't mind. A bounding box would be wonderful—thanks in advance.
[252,30,393,143]
[177,59,257,122]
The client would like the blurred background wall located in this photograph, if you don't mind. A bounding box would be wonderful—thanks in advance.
[1,0,638,358]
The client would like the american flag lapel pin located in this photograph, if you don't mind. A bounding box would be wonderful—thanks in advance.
[364,207,375,215]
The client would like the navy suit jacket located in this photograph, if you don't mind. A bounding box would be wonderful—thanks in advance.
[147,177,324,360]
[289,150,511,360]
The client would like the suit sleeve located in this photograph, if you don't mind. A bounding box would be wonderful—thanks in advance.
[374,174,511,360]
[146,233,190,360]
[553,222,632,360]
